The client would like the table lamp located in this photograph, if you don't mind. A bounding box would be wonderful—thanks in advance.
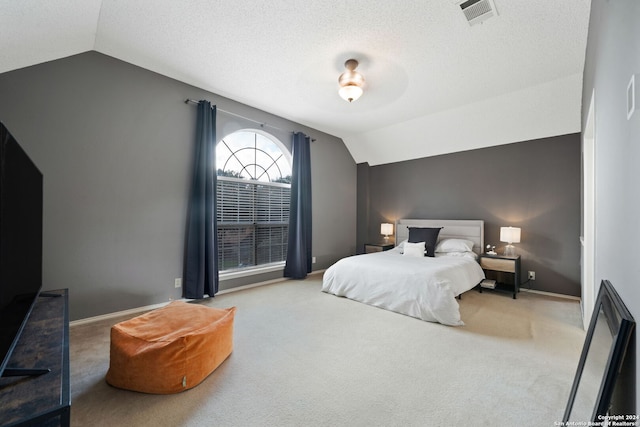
[500,226,521,257]
[381,223,393,241]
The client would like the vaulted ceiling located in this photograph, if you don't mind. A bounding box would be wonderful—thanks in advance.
[0,1,590,165]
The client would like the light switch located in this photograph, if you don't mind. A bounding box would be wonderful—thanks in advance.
[627,74,637,120]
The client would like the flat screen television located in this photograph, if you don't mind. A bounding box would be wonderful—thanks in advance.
[0,122,43,378]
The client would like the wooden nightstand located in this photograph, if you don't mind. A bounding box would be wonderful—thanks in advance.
[364,242,394,253]
[478,254,521,299]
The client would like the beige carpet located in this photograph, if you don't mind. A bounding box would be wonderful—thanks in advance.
[70,276,585,427]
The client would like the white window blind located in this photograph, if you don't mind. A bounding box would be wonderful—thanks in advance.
[217,176,290,271]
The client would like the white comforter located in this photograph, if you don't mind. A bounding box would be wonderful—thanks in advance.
[321,250,485,326]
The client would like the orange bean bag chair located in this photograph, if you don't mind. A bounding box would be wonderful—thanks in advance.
[105,301,235,394]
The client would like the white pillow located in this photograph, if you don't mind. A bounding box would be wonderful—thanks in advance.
[435,238,475,253]
[403,241,425,257]
[435,251,478,260]
[390,239,408,254]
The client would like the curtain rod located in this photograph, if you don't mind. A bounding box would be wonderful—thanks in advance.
[184,98,315,141]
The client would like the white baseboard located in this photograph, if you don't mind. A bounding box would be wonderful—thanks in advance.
[217,268,324,294]
[70,269,326,327]
[520,287,581,301]
[216,277,287,295]
[70,301,176,326]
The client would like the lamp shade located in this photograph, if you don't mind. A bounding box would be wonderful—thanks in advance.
[380,223,393,236]
[500,227,521,244]
[339,85,363,103]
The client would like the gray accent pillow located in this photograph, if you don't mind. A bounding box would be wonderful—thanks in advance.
[407,227,442,257]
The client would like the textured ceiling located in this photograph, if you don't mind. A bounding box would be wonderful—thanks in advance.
[0,1,591,165]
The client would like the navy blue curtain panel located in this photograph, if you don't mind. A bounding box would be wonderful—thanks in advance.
[183,101,218,299]
[284,132,312,279]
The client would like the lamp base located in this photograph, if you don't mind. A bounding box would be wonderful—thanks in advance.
[504,244,516,257]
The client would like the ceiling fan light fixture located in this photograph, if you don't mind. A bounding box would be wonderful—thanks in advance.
[338,59,365,103]
[338,85,363,103]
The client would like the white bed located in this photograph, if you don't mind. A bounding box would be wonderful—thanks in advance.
[321,219,486,326]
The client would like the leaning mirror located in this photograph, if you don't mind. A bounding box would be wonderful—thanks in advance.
[563,280,635,423]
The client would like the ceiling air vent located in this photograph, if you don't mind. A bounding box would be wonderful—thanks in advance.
[453,0,498,26]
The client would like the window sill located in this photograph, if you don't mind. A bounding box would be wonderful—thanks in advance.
[219,262,285,281]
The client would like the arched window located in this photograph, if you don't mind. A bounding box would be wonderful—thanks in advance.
[216,130,292,272]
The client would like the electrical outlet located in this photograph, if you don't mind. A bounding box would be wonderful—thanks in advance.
[174,278,182,288]
[528,271,536,280]
[312,257,317,264]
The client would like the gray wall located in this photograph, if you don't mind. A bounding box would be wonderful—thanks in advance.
[0,51,357,320]
[583,0,640,412]
[357,134,581,297]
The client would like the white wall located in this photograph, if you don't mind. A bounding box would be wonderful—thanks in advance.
[583,0,640,413]
[345,73,583,166]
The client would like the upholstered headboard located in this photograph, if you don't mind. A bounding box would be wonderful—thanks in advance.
[395,219,485,255]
